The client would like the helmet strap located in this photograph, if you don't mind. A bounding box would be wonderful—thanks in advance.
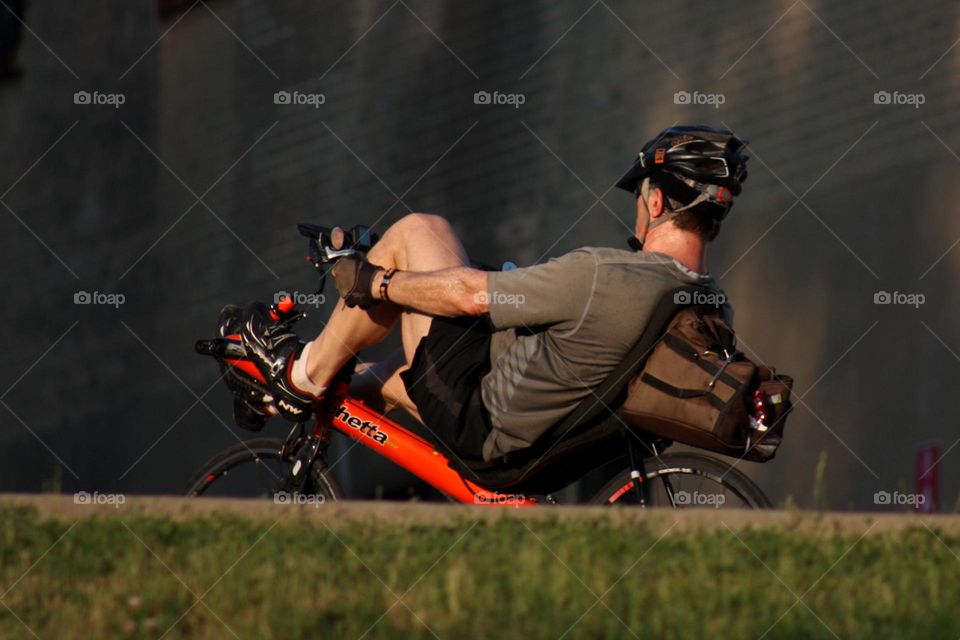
[630,177,653,249]
[639,174,733,240]
[634,175,730,249]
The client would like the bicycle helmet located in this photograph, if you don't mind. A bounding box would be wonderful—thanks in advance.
[617,125,749,218]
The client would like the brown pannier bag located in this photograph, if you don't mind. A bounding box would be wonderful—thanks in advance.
[620,307,794,462]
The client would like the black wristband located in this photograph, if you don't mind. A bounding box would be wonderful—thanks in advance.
[379,268,397,302]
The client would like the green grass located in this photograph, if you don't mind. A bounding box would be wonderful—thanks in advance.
[0,506,958,639]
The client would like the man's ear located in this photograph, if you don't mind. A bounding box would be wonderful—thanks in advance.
[647,187,665,219]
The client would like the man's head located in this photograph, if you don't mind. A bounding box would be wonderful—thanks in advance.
[618,125,749,247]
[635,174,724,243]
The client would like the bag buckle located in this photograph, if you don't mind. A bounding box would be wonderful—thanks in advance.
[704,349,739,392]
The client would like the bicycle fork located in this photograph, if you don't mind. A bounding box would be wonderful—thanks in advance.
[626,439,678,508]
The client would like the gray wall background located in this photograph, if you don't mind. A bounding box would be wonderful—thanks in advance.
[1,0,958,508]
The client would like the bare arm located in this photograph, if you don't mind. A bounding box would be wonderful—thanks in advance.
[372,267,489,317]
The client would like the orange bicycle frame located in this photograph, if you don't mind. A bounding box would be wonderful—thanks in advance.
[219,298,537,506]
[316,385,537,506]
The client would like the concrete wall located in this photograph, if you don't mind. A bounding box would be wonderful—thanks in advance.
[1,0,959,508]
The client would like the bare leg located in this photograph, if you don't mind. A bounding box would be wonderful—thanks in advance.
[351,350,423,419]
[349,348,405,409]
[306,213,470,393]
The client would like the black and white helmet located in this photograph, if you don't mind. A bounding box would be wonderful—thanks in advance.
[617,125,749,217]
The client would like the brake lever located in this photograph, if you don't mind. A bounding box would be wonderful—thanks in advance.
[266,311,307,337]
[305,239,360,295]
[300,223,378,297]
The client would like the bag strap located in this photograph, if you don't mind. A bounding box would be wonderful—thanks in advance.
[639,373,729,411]
[640,373,706,398]
[661,333,742,390]
[545,284,715,438]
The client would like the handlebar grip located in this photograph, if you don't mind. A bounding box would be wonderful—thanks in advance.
[195,339,217,356]
[196,337,247,358]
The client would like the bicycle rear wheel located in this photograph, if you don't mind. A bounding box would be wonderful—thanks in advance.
[589,452,771,508]
[184,437,342,500]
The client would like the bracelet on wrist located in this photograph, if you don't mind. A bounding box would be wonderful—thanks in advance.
[379,268,398,302]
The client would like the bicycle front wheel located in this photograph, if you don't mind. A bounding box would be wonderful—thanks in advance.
[184,437,342,500]
[589,452,772,508]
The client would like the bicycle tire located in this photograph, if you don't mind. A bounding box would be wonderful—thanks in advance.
[588,452,772,508]
[184,437,343,500]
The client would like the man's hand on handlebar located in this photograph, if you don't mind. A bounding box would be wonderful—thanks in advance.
[320,222,492,317]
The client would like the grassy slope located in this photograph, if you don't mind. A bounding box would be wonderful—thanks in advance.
[0,503,958,639]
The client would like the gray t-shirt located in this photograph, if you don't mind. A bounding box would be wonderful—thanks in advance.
[480,247,731,461]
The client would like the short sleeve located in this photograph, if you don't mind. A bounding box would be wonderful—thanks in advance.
[486,249,596,330]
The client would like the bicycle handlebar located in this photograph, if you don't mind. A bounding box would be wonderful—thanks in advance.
[196,222,378,359]
[298,223,378,268]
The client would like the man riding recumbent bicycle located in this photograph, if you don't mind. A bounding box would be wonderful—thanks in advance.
[188,125,794,508]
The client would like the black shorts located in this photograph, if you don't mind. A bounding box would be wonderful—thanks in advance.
[400,316,493,461]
